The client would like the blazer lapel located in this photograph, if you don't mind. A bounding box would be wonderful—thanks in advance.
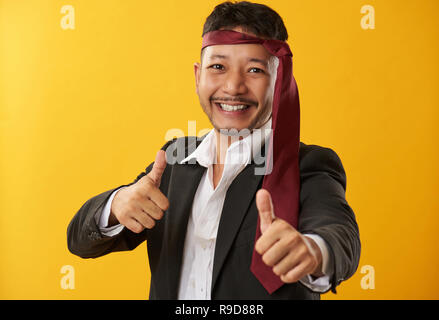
[211,161,264,292]
[161,136,206,299]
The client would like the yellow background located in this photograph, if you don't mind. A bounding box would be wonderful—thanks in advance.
[1,0,438,299]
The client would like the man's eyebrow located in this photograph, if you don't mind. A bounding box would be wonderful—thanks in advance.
[209,54,268,68]
[248,58,268,68]
[210,54,228,60]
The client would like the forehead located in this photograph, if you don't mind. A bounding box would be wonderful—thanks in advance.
[202,43,272,63]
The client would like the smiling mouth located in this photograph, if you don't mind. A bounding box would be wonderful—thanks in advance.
[216,102,250,111]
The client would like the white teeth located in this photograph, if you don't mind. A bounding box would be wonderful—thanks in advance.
[219,103,249,111]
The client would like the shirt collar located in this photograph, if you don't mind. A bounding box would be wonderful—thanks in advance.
[180,118,272,167]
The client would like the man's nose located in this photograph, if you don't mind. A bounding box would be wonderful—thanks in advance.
[222,70,248,96]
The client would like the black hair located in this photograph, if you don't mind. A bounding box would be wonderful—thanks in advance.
[202,1,288,41]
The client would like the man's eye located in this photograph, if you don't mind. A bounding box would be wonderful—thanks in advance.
[209,64,224,70]
[249,67,265,73]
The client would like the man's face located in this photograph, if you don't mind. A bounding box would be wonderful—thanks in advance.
[194,29,278,133]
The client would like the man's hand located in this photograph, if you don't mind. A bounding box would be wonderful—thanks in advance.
[109,150,170,233]
[254,189,324,283]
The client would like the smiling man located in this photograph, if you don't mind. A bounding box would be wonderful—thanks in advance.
[67,1,360,300]
[196,37,276,132]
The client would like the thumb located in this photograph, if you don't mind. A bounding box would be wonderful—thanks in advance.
[256,189,275,234]
[148,150,167,186]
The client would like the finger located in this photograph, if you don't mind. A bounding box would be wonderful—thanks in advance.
[256,189,275,234]
[147,150,167,186]
[272,250,301,276]
[260,237,291,268]
[270,234,304,276]
[146,184,170,211]
[255,228,281,256]
[280,260,312,284]
[131,210,156,229]
[124,217,145,234]
[138,198,164,220]
[255,219,288,255]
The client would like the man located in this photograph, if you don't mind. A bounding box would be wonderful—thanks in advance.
[67,1,360,299]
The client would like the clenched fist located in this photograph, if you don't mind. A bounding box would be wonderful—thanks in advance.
[254,189,324,283]
[109,150,170,233]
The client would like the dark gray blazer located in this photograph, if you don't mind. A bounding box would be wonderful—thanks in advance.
[67,136,361,300]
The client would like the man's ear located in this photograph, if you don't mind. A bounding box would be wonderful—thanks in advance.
[194,62,201,95]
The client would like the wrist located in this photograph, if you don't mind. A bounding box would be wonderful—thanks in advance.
[305,237,324,278]
[108,190,124,227]
[108,211,120,227]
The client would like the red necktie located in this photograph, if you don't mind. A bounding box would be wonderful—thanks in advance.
[202,30,300,294]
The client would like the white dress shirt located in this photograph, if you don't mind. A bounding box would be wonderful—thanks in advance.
[98,119,332,298]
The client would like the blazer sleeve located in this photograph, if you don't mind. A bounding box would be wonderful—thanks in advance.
[66,140,174,259]
[297,144,361,294]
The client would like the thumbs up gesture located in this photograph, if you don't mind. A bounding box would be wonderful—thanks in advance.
[254,189,324,283]
[109,150,170,233]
